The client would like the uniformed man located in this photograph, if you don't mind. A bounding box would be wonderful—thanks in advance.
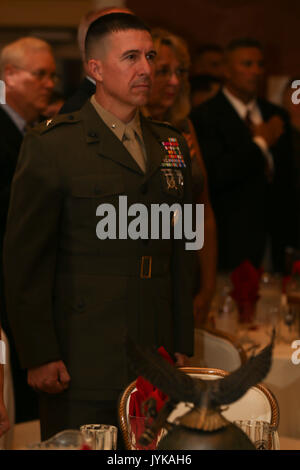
[3,13,194,441]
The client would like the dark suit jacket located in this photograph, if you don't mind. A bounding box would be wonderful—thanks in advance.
[4,102,194,401]
[0,106,23,325]
[0,107,23,254]
[59,77,96,114]
[0,106,39,421]
[191,91,297,272]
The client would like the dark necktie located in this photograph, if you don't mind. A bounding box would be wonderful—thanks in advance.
[245,110,254,134]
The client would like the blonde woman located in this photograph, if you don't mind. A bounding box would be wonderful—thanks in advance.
[145,29,217,325]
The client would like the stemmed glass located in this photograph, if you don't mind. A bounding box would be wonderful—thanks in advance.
[234,420,280,450]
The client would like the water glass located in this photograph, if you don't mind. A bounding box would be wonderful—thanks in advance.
[128,416,165,450]
[80,424,118,450]
[234,420,280,450]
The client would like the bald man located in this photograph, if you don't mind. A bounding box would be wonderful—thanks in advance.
[60,6,133,114]
[0,37,56,423]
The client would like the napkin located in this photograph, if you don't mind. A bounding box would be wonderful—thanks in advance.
[230,260,262,322]
[283,260,300,293]
[128,346,174,449]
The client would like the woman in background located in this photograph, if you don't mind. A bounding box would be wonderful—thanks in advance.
[145,29,217,326]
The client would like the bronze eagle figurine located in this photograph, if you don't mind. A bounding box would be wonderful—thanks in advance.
[126,331,275,446]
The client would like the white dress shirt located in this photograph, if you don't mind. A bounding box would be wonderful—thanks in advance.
[0,103,26,134]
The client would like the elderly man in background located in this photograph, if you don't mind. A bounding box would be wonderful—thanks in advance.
[60,6,133,114]
[0,37,56,423]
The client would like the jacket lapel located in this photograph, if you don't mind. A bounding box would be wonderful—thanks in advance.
[140,114,166,182]
[80,101,144,175]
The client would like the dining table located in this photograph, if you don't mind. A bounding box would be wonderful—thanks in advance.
[210,271,300,446]
[237,323,300,440]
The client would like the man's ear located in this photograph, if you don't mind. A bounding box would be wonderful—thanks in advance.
[87,59,103,83]
[3,64,17,89]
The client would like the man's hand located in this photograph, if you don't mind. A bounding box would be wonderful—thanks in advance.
[174,353,190,367]
[28,360,71,394]
[253,115,284,147]
[0,401,9,437]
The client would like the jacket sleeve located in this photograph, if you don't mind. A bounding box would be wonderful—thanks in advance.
[3,131,63,369]
[190,108,266,193]
[171,135,194,356]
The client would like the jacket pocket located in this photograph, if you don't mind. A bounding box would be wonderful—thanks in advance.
[70,174,125,198]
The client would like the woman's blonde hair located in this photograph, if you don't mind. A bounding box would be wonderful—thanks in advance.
[151,28,191,128]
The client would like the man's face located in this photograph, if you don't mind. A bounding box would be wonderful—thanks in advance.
[91,29,155,116]
[225,47,264,99]
[5,50,56,117]
[193,51,224,78]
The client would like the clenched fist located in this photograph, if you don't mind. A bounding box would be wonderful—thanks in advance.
[28,360,71,394]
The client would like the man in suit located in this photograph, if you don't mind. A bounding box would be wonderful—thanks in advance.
[191,38,297,273]
[60,6,133,114]
[0,37,56,422]
[4,13,194,441]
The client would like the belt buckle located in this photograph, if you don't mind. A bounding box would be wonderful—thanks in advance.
[140,256,152,279]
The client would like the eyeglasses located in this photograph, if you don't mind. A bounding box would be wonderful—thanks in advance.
[13,65,60,85]
[155,66,188,79]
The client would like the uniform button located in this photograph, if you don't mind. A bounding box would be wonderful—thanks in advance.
[141,183,148,194]
[88,131,98,138]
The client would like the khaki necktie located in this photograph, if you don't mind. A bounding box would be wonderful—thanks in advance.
[123,126,146,173]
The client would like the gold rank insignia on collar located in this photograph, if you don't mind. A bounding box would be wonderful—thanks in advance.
[46,119,53,126]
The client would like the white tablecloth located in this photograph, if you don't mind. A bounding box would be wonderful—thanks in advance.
[238,326,300,439]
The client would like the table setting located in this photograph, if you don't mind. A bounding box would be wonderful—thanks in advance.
[210,260,300,446]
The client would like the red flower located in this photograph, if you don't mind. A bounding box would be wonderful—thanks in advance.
[292,261,300,276]
[230,260,262,322]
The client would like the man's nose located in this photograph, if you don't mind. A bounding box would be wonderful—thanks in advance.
[168,71,180,86]
[44,74,56,89]
[252,63,264,76]
[139,57,152,75]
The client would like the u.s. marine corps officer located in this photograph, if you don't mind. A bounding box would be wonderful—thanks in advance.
[3,13,194,441]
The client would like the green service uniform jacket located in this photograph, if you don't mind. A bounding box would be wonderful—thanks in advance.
[3,101,194,400]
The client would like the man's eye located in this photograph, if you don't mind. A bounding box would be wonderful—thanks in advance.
[146,53,156,62]
[126,54,136,61]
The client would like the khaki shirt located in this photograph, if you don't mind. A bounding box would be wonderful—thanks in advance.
[90,95,147,172]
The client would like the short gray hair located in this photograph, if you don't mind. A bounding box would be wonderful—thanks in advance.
[0,37,52,78]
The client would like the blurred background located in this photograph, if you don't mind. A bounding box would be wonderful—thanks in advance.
[1,0,299,103]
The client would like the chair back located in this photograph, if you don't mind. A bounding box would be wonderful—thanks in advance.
[118,366,279,449]
[171,368,279,429]
[191,327,246,371]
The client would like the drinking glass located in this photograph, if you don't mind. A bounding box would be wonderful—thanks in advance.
[27,429,90,450]
[234,420,280,450]
[128,416,165,450]
[80,424,118,450]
